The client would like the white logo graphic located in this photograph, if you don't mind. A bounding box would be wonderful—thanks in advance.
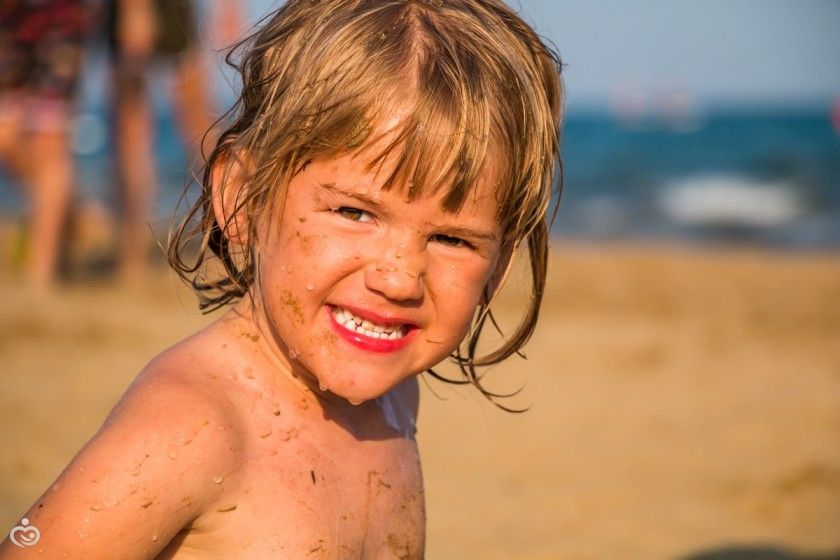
[9,517,40,548]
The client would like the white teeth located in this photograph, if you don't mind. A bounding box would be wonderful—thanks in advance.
[331,306,406,339]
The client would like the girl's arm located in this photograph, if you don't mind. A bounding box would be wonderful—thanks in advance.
[0,360,242,559]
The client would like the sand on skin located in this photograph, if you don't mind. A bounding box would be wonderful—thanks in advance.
[0,242,838,559]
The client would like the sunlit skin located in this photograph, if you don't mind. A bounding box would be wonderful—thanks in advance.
[0,118,510,559]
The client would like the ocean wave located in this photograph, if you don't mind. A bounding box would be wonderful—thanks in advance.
[658,174,806,228]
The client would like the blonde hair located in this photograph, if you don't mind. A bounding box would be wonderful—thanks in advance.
[168,0,564,410]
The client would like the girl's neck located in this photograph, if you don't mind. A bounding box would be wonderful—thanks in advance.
[222,295,384,432]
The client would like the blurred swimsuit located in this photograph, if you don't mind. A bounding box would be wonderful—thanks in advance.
[0,0,90,131]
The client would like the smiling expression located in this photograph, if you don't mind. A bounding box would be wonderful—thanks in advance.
[242,127,506,405]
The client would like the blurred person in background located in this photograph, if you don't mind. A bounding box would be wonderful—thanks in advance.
[0,0,92,292]
[106,0,242,282]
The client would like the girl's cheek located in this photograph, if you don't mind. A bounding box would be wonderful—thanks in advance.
[429,258,489,291]
[317,235,367,270]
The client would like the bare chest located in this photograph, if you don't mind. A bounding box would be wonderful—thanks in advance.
[160,428,425,559]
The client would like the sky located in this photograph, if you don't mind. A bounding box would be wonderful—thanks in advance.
[238,0,840,111]
[514,0,840,109]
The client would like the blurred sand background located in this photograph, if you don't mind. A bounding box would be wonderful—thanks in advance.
[1,239,838,559]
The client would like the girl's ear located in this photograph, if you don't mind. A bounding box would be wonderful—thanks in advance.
[210,151,251,246]
[484,240,516,303]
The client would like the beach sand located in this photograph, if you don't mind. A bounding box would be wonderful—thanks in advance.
[1,242,838,559]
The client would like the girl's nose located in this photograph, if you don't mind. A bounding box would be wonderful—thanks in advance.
[363,250,426,304]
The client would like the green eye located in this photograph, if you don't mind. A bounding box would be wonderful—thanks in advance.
[431,234,472,249]
[336,206,372,222]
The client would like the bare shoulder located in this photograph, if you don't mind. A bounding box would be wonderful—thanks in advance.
[110,330,246,441]
[0,331,245,559]
[102,327,247,458]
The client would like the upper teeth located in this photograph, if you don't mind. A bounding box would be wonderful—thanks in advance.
[332,307,406,340]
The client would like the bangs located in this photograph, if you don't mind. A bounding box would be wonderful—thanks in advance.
[359,6,497,215]
[360,57,498,215]
[230,0,560,246]
[243,1,540,229]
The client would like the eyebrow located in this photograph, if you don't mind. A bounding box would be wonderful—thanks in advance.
[317,182,383,208]
[433,224,498,243]
[318,181,498,243]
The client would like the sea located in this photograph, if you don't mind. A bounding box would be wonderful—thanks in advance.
[1,77,839,251]
[556,105,840,249]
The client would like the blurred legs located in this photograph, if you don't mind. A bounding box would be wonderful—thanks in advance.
[0,99,72,291]
[26,129,73,290]
[114,68,156,282]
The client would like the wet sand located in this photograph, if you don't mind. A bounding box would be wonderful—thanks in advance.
[1,242,838,559]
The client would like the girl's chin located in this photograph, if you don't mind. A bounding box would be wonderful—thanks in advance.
[314,375,401,407]
[322,385,389,407]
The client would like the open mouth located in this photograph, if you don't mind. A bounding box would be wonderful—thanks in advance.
[327,305,417,352]
[331,306,407,339]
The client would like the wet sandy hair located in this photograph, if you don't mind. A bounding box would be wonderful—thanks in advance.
[168,0,564,410]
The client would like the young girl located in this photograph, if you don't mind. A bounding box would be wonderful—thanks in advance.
[0,0,563,557]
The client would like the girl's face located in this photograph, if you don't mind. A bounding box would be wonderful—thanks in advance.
[250,139,505,405]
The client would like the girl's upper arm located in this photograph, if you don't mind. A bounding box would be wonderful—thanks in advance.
[0,365,242,559]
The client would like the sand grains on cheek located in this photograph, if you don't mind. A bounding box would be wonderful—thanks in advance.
[279,289,305,326]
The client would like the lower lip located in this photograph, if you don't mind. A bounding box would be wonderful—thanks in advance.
[327,307,416,353]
